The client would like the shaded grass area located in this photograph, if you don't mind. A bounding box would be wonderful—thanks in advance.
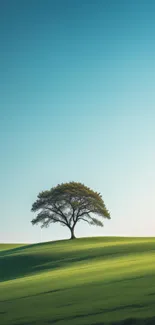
[0,237,155,325]
[6,316,155,325]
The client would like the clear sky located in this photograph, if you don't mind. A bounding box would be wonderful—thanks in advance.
[0,0,155,243]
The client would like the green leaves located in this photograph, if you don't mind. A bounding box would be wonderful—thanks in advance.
[89,217,104,227]
[31,182,111,238]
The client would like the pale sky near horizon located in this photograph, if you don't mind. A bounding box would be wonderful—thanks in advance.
[0,0,155,243]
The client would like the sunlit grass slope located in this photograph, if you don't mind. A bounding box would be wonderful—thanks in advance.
[0,244,26,251]
[0,237,155,325]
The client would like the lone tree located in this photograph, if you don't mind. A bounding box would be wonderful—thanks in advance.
[31,182,110,239]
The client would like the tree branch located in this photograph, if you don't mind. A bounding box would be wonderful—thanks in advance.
[46,205,69,226]
[78,217,91,225]
[77,210,94,219]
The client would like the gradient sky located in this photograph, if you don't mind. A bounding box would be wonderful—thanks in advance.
[0,0,155,243]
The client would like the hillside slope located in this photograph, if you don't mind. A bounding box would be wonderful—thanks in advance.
[0,244,26,251]
[0,237,155,325]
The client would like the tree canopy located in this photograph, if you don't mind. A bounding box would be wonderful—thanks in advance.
[31,182,110,239]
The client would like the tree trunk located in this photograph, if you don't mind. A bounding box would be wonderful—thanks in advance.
[70,227,76,240]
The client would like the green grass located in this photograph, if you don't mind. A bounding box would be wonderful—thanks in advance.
[0,244,26,251]
[0,236,155,325]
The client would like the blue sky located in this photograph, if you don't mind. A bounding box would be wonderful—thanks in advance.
[0,0,155,243]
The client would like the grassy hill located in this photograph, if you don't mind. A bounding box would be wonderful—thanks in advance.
[0,236,155,325]
[0,244,26,251]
